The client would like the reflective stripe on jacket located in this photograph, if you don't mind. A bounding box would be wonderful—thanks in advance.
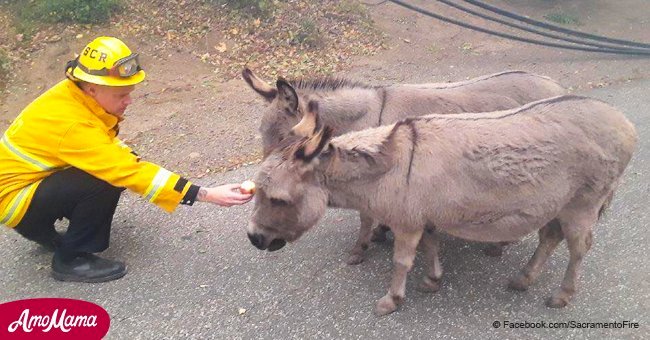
[0,79,194,227]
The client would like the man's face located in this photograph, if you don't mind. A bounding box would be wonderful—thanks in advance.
[86,84,135,119]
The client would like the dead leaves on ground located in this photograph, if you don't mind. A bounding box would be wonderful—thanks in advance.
[2,0,386,84]
[119,0,386,80]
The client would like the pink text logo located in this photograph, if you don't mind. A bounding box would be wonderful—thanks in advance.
[0,298,110,339]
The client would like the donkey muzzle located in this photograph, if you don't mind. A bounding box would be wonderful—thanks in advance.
[267,238,287,251]
[247,233,287,251]
[248,233,267,250]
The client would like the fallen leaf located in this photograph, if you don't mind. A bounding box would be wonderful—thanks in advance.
[47,35,62,43]
[238,308,246,315]
[215,42,227,53]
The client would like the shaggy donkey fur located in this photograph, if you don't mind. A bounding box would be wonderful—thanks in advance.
[247,96,637,316]
[243,68,566,263]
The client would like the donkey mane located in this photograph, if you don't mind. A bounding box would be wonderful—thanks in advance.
[289,77,375,92]
[431,70,553,90]
[286,70,551,92]
[387,95,586,142]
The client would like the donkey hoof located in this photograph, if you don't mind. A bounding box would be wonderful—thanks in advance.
[416,277,440,293]
[374,295,398,316]
[483,244,504,257]
[507,276,530,291]
[346,253,364,265]
[545,295,569,308]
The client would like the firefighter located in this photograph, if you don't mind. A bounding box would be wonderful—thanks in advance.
[0,36,253,283]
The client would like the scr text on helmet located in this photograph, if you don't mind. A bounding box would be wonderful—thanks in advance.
[82,47,108,63]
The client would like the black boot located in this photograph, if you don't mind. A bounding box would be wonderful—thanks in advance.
[51,252,127,283]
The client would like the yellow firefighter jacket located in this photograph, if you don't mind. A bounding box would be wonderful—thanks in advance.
[0,79,197,227]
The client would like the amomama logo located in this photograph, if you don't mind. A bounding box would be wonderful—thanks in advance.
[0,298,110,339]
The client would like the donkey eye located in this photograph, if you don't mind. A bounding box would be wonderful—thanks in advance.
[270,198,289,207]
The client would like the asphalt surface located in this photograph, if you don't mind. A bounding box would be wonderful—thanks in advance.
[1,81,648,339]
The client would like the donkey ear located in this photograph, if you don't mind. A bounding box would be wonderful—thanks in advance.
[242,68,277,102]
[291,100,321,137]
[295,126,333,162]
[276,78,299,115]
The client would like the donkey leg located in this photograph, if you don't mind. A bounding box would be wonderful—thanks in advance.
[371,224,391,243]
[375,228,423,316]
[508,219,564,291]
[417,228,443,293]
[347,212,377,265]
[546,216,595,308]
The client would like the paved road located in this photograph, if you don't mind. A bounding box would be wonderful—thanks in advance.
[1,81,648,339]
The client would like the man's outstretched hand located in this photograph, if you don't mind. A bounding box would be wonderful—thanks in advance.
[197,183,253,207]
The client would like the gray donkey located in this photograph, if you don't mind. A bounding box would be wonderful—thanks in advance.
[246,96,637,316]
[243,68,566,263]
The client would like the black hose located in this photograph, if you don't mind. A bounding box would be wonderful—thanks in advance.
[387,0,650,56]
[438,0,650,54]
[463,0,650,49]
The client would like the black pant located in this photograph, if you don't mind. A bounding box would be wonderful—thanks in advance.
[14,168,124,255]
